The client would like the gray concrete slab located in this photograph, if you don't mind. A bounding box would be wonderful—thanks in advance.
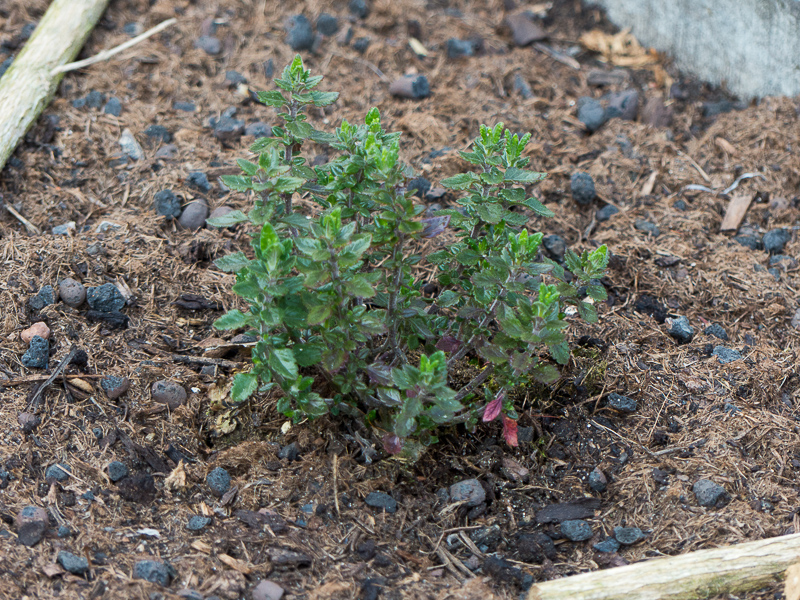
[588,0,800,99]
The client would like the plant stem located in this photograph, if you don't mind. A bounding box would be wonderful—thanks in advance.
[378,230,406,363]
[453,363,495,406]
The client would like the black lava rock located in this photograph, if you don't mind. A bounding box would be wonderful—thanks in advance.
[516,532,556,563]
[513,73,533,99]
[154,189,181,219]
[101,375,130,400]
[667,315,694,344]
[316,13,339,36]
[187,516,212,532]
[693,479,730,508]
[604,90,639,121]
[103,97,122,116]
[134,560,176,587]
[407,176,432,198]
[22,336,49,369]
[278,442,300,461]
[46,463,71,482]
[704,324,728,341]
[206,467,231,497]
[29,285,55,311]
[107,461,129,482]
[224,70,247,87]
[173,101,196,112]
[57,551,89,576]
[732,235,763,251]
[213,115,245,143]
[588,467,607,492]
[613,526,644,545]
[634,219,660,237]
[593,537,620,553]
[763,228,790,254]
[570,171,596,205]
[577,97,606,132]
[607,393,637,413]
[596,204,619,222]
[187,171,211,193]
[712,346,742,364]
[349,0,370,18]
[352,37,371,53]
[87,283,126,313]
[144,124,173,144]
[446,38,474,58]
[561,519,593,542]
[286,15,314,51]
[365,491,398,514]
[245,122,271,138]
[470,525,502,552]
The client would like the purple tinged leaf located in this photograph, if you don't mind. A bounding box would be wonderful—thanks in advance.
[366,363,392,386]
[502,414,519,447]
[383,433,403,455]
[435,336,462,353]
[482,390,505,422]
[420,215,450,239]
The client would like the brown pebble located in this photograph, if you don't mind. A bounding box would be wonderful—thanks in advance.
[16,506,48,547]
[151,380,187,410]
[389,74,430,99]
[18,412,40,433]
[641,97,673,128]
[21,322,50,344]
[505,12,547,46]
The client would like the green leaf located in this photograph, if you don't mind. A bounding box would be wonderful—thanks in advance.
[577,301,598,323]
[342,235,371,258]
[293,343,323,367]
[257,90,286,107]
[549,341,570,365]
[214,251,250,273]
[437,290,460,307]
[268,348,299,380]
[477,344,508,364]
[207,209,249,229]
[523,197,555,218]
[273,176,305,193]
[504,167,547,183]
[395,396,422,437]
[285,120,315,139]
[232,278,262,301]
[306,304,332,325]
[441,172,479,190]
[475,203,505,224]
[213,309,249,330]
[345,275,376,298]
[294,237,321,256]
[310,91,339,106]
[220,175,254,192]
[237,159,258,176]
[455,249,481,266]
[260,223,280,252]
[531,363,560,384]
[231,372,258,403]
[587,284,608,301]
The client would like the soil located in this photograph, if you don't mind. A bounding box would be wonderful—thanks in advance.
[1,0,799,599]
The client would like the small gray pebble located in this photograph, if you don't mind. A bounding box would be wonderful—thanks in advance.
[449,479,486,507]
[712,346,742,364]
[22,336,49,369]
[151,380,187,410]
[52,222,77,235]
[704,324,728,341]
[178,199,210,231]
[154,189,181,219]
[58,525,72,538]
[46,463,71,482]
[352,37,371,53]
[588,467,607,492]
[577,97,606,132]
[593,537,620,553]
[28,285,55,311]
[107,461,129,482]
[119,129,143,160]
[213,115,245,142]
[57,551,89,576]
[18,412,40,433]
[58,278,86,307]
[733,235,763,251]
[570,172,596,205]
[446,38,474,59]
[134,560,175,587]
[561,519,593,542]
[596,204,619,222]
[144,124,172,144]
[316,13,339,36]
[763,228,790,254]
[187,516,212,532]
[543,234,567,261]
[286,15,314,51]
[173,101,196,112]
[225,70,247,86]
[365,491,397,513]
[607,392,637,413]
[103,97,122,116]
[195,35,221,55]
[87,283,126,313]
[187,171,211,193]
[206,467,231,497]
[604,89,639,121]
[513,73,533,99]
[279,442,300,461]
[245,121,271,137]
[613,526,644,545]
[693,478,730,508]
[667,315,694,344]
[634,219,660,237]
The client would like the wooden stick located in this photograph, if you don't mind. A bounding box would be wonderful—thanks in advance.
[0,0,111,172]
[527,534,800,600]
[52,18,177,75]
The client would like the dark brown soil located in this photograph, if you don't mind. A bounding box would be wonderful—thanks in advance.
[1,1,799,599]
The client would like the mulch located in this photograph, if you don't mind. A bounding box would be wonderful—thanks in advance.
[0,0,799,599]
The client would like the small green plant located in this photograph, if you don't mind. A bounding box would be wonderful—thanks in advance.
[209,56,608,454]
